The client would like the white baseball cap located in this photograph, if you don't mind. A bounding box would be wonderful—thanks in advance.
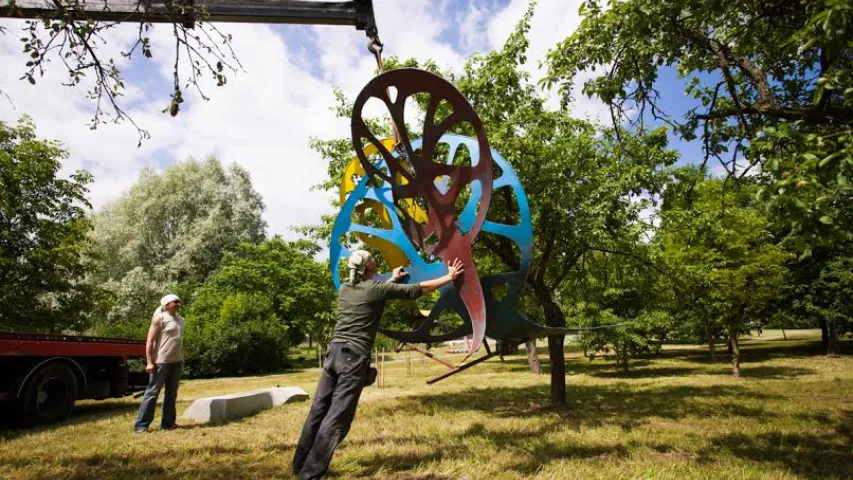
[160,294,181,308]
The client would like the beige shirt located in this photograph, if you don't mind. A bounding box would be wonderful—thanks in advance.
[154,312,184,363]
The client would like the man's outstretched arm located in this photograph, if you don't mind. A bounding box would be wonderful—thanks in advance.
[380,259,465,299]
[418,258,464,294]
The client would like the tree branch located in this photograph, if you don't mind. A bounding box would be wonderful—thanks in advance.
[14,0,242,143]
[534,218,557,285]
[694,105,853,124]
[552,250,586,288]
[477,231,520,271]
[589,246,675,280]
[682,28,778,110]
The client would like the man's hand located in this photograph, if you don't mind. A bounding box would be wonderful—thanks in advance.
[389,266,409,283]
[417,258,465,294]
[446,258,464,280]
[146,363,157,374]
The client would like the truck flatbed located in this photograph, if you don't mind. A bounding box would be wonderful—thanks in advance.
[0,331,145,358]
[0,331,148,426]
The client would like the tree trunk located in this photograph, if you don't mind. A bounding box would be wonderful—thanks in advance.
[308,334,312,349]
[781,328,787,341]
[619,342,629,373]
[525,339,542,374]
[547,335,566,406]
[827,320,841,355]
[533,283,567,407]
[819,318,829,350]
[707,325,716,364]
[729,329,741,377]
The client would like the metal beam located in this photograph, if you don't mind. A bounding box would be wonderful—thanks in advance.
[0,0,376,33]
[426,351,498,385]
[402,342,457,370]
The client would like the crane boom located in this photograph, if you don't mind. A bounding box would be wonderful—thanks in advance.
[0,0,377,35]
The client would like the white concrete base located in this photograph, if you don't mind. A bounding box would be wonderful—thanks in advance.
[181,386,309,424]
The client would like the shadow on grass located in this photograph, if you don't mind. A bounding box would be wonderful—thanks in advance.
[0,445,290,479]
[486,354,816,379]
[392,383,774,422]
[347,418,630,477]
[699,411,853,480]
[349,382,778,476]
[681,338,852,365]
[587,364,815,379]
[2,387,311,437]
[0,399,138,439]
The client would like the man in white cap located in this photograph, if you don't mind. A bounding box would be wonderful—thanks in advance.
[293,250,464,479]
[133,293,185,433]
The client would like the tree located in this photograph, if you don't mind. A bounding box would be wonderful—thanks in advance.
[657,174,790,376]
[306,6,677,405]
[777,241,853,354]
[1,1,241,142]
[184,238,336,377]
[87,157,265,334]
[567,252,677,372]
[447,8,675,401]
[543,0,853,250]
[0,116,95,332]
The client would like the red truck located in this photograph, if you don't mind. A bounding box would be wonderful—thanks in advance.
[0,332,149,426]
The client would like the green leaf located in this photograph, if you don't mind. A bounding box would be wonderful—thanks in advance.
[818,215,834,225]
[819,151,841,167]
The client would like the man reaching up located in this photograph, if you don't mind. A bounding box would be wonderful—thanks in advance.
[293,250,464,479]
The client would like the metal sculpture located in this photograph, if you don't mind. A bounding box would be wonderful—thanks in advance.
[332,130,583,383]
[332,68,625,382]
[332,129,575,314]
[349,68,492,353]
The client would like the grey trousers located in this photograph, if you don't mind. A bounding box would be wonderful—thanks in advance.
[133,361,182,431]
[293,342,369,480]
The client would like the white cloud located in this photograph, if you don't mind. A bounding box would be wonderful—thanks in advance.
[1,20,341,235]
[0,19,178,207]
[312,0,467,93]
[708,157,761,179]
[459,0,492,52]
[486,0,609,123]
[1,0,602,241]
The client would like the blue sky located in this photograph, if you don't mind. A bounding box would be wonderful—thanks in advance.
[0,0,706,237]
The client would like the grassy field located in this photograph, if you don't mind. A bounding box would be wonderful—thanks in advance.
[1,330,851,479]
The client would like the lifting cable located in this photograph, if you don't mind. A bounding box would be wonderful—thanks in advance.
[366,33,404,157]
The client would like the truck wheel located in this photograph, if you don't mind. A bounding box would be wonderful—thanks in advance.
[20,362,78,425]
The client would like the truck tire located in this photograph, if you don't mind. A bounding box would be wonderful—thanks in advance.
[20,362,78,425]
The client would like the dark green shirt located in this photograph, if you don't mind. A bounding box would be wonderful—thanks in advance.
[331,279,422,355]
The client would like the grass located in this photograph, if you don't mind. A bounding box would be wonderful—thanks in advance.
[1,329,851,479]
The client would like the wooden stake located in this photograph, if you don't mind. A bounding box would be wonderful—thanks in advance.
[380,349,386,388]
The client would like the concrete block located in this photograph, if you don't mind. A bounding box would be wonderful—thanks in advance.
[181,386,309,424]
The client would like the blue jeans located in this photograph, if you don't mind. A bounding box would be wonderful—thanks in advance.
[133,361,182,431]
[293,342,370,479]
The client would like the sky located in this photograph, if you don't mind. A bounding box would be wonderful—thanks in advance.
[0,0,703,239]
